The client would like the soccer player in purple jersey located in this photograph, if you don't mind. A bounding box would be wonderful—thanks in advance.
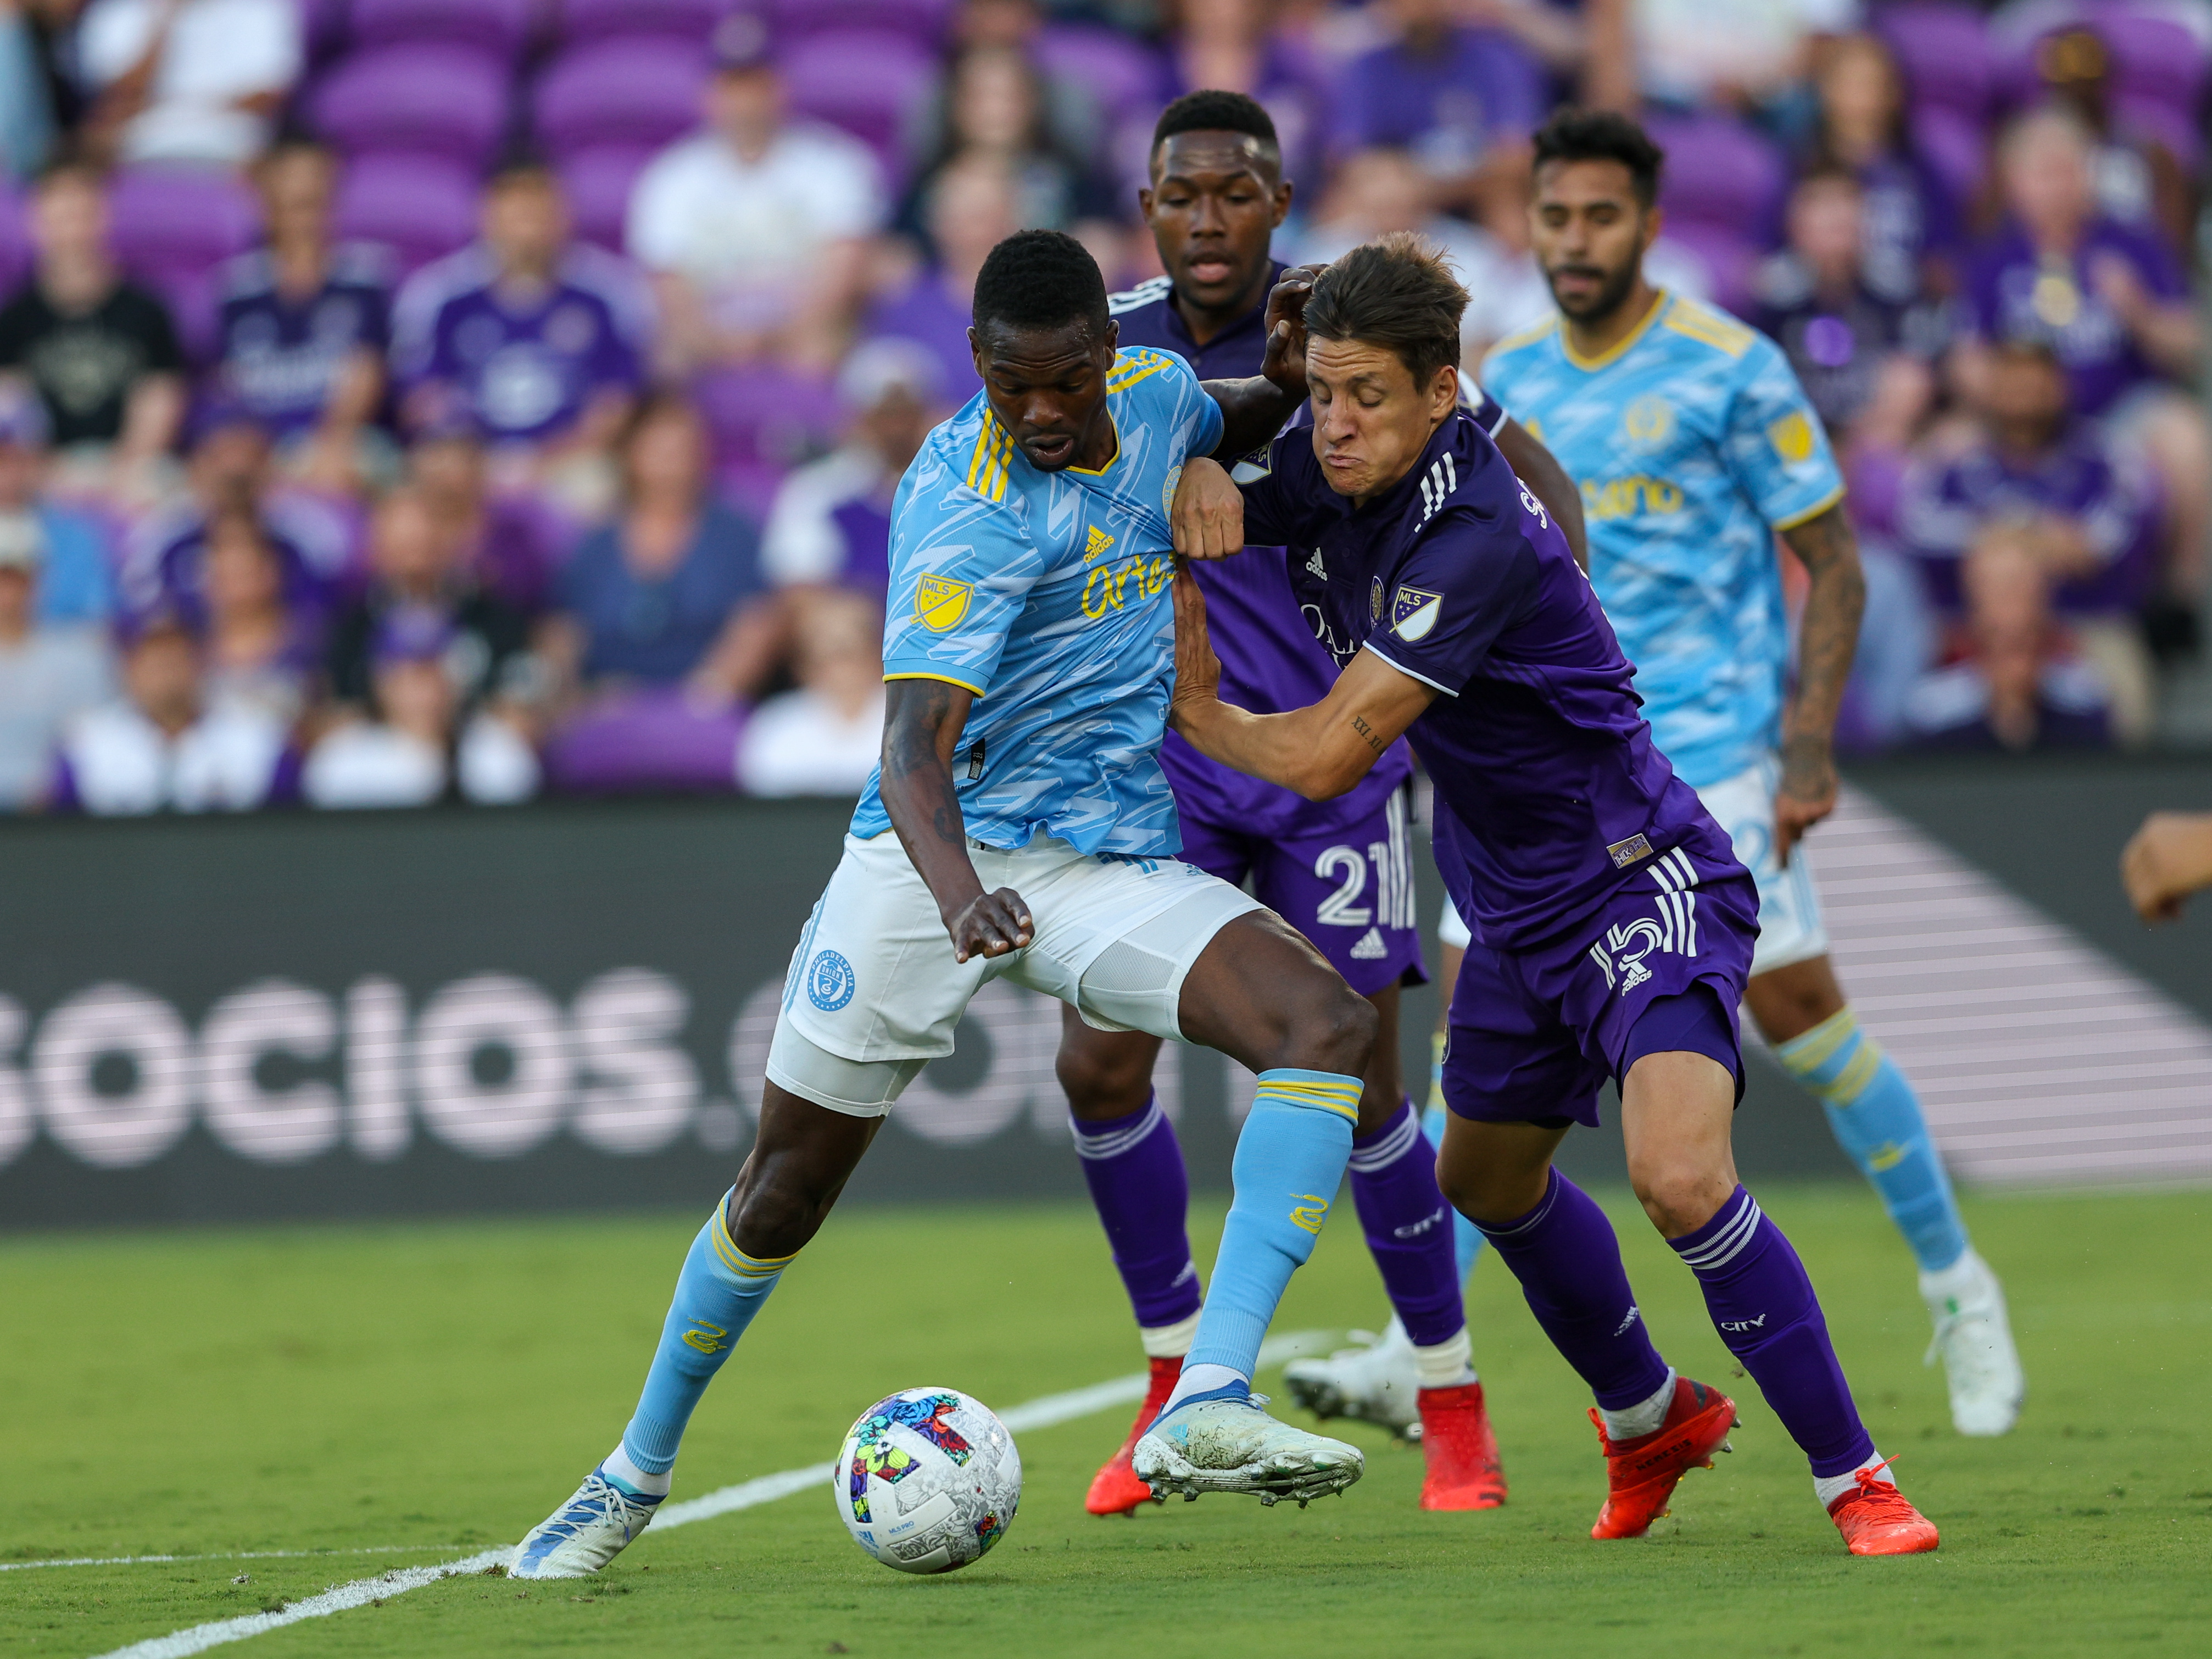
[1161,235,1940,1556]
[1076,91,1587,1515]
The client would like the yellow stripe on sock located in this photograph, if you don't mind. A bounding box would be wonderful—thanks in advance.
[1775,1004,1860,1076]
[1254,1078,1362,1121]
[1821,1037,1886,1107]
[710,1200,797,1278]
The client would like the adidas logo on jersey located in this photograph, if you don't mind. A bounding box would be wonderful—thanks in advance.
[1085,525,1117,562]
[1350,927,1388,960]
[1306,548,1327,579]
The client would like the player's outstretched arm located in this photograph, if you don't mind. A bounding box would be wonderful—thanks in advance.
[2121,810,2212,923]
[878,677,1034,962]
[1168,567,1435,800]
[1774,502,1868,862]
[1495,416,1589,569]
[1171,455,1245,560]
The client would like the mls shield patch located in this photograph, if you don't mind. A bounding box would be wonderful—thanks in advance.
[1392,587,1442,642]
[915,575,973,633]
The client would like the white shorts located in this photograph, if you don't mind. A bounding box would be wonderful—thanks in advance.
[1431,753,1827,976]
[767,831,1265,1116]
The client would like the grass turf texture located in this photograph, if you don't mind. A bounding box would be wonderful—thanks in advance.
[4,1187,2207,1658]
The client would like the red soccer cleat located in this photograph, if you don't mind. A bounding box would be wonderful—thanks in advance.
[1588,1376,1738,1539]
[1827,1465,1941,1556]
[1086,1356,1181,1516]
[1417,1382,1508,1510]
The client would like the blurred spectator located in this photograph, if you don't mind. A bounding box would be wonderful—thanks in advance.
[194,504,316,725]
[406,427,569,616]
[900,46,1115,244]
[215,138,390,494]
[0,160,184,496]
[2031,24,2193,254]
[304,607,538,809]
[76,0,300,169]
[323,486,533,726]
[1,0,59,180]
[626,25,884,376]
[0,380,115,625]
[1162,0,1338,187]
[764,339,945,605]
[0,506,112,806]
[864,155,1017,404]
[917,0,1105,191]
[736,588,884,797]
[1903,534,2112,752]
[1901,340,2159,744]
[543,393,773,702]
[1620,0,1857,124]
[1753,168,1942,451]
[52,602,291,812]
[1804,32,1956,298]
[1332,0,1545,201]
[392,161,648,519]
[1960,108,2207,609]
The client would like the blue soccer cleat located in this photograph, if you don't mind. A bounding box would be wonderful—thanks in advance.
[511,1469,661,1579]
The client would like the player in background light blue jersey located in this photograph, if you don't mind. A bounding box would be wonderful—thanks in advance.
[512,232,1390,1579]
[1478,110,2024,1438]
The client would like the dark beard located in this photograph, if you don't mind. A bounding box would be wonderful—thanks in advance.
[1546,255,1642,329]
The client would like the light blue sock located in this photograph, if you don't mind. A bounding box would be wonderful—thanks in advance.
[1180,1068,1361,1382]
[1422,1104,1487,1284]
[618,1192,795,1477]
[1775,1006,1968,1273]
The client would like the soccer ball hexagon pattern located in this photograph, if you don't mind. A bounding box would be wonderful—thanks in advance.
[833,1387,1022,1574]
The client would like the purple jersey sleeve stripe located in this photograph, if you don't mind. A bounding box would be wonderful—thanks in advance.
[1361,640,1459,698]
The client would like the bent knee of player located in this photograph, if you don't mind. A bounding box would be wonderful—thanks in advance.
[727,1169,829,1261]
[1626,1154,1733,1240]
[1055,1036,1156,1118]
[1269,980,1377,1079]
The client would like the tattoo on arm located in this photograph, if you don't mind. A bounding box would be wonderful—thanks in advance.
[1350,713,1388,755]
[1779,504,1865,744]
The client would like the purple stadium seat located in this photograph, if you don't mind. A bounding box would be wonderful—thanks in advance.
[544,689,746,795]
[771,0,952,46]
[560,0,732,47]
[349,0,534,62]
[300,0,352,65]
[1912,105,1988,205]
[1663,224,1760,315]
[560,146,656,251]
[0,183,27,297]
[781,29,934,171]
[2115,93,2202,170]
[533,40,709,162]
[2096,10,2209,117]
[107,166,263,290]
[1647,115,1785,243]
[1874,4,1994,120]
[310,46,513,166]
[332,155,481,275]
[694,364,842,511]
[1032,24,1167,125]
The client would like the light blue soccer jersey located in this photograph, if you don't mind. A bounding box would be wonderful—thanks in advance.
[849,347,1224,856]
[1483,292,1845,788]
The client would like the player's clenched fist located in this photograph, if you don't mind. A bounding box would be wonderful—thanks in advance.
[1172,455,1244,560]
[2120,810,2212,923]
[946,888,1035,961]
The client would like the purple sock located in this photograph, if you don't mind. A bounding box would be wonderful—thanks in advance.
[1072,1093,1202,1330]
[1473,1168,1671,1409]
[1670,1187,1876,1478]
[1347,1101,1463,1348]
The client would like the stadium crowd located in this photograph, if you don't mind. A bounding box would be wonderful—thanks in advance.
[0,0,2203,812]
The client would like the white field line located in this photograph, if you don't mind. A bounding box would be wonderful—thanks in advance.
[85,1330,1334,1659]
[4,1545,472,1574]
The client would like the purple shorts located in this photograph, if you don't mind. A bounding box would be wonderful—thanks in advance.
[1178,784,1428,998]
[1442,845,1757,1128]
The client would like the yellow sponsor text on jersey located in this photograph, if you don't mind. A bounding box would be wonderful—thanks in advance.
[1080,553,1171,619]
[1084,524,1117,563]
[1580,474,1685,520]
[915,574,973,632]
[1768,410,1815,465]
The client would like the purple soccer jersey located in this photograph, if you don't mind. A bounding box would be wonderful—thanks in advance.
[215,245,392,441]
[1962,220,2187,418]
[390,243,648,444]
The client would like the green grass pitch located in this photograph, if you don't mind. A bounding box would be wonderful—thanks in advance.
[4,1184,2208,1657]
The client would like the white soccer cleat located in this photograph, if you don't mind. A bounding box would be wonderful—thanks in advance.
[1921,1249,2026,1437]
[511,1470,662,1579]
[1281,1320,1422,1439]
[1132,1392,1366,1506]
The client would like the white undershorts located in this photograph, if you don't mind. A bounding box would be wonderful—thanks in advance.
[767,831,1265,1117]
[1431,753,1828,976]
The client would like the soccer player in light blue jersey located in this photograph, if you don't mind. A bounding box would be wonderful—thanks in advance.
[1475,110,2024,1437]
[513,231,1384,1578]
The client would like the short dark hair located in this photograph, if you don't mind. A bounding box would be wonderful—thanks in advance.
[971,229,1109,341]
[1532,108,1665,207]
[1152,90,1279,160]
[1303,232,1468,385]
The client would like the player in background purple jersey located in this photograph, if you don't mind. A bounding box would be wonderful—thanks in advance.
[1072,92,1589,1518]
[1164,236,1939,1557]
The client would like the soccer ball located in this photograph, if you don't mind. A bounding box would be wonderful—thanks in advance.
[833,1387,1022,1574]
